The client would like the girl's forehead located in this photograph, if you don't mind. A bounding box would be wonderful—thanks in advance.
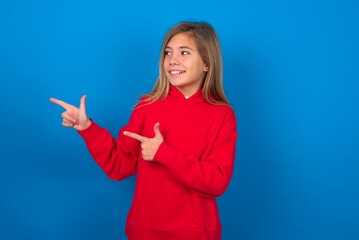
[166,33,196,48]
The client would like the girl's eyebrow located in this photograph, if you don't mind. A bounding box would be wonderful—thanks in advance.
[165,46,194,51]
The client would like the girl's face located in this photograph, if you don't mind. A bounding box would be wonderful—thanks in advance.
[164,32,208,97]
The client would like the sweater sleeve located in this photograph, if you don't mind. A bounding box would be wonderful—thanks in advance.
[153,108,237,198]
[78,107,144,181]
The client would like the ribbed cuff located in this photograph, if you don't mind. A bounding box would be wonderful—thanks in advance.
[77,119,97,139]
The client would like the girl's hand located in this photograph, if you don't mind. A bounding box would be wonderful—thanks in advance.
[50,95,91,131]
[123,122,163,161]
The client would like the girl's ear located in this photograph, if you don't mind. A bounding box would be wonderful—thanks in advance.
[204,65,208,72]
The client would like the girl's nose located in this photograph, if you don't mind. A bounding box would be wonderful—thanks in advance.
[169,55,180,66]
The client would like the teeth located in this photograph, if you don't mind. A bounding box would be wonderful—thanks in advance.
[170,70,185,74]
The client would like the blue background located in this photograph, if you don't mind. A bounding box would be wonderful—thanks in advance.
[0,0,358,239]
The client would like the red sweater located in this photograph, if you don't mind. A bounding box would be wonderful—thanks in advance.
[78,86,237,240]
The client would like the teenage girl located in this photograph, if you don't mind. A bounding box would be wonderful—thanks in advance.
[50,21,237,240]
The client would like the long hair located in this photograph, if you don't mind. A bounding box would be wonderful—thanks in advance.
[143,21,229,105]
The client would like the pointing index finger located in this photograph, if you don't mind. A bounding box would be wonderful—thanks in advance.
[49,97,72,110]
[123,131,146,143]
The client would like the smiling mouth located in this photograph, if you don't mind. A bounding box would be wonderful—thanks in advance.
[169,70,186,75]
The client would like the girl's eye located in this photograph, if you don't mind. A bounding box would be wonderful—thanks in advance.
[182,51,190,55]
[164,51,171,56]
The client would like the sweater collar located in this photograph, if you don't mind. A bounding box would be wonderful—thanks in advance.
[168,85,205,103]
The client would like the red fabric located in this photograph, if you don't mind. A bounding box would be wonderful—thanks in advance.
[78,86,237,240]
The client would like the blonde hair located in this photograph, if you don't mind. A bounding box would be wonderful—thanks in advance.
[143,21,229,105]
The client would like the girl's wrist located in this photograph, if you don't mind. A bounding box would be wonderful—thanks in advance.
[78,119,91,131]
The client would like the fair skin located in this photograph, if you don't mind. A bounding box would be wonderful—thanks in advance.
[49,96,163,161]
[164,32,208,97]
[50,32,208,161]
[49,95,91,131]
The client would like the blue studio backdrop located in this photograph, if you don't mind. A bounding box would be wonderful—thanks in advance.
[0,0,358,239]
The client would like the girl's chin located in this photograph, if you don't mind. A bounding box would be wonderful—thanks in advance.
[168,80,182,87]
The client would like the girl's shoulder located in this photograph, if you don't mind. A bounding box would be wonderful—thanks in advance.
[131,95,160,115]
[208,102,235,114]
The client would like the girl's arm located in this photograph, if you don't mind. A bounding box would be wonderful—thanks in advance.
[50,96,143,181]
[78,108,145,180]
